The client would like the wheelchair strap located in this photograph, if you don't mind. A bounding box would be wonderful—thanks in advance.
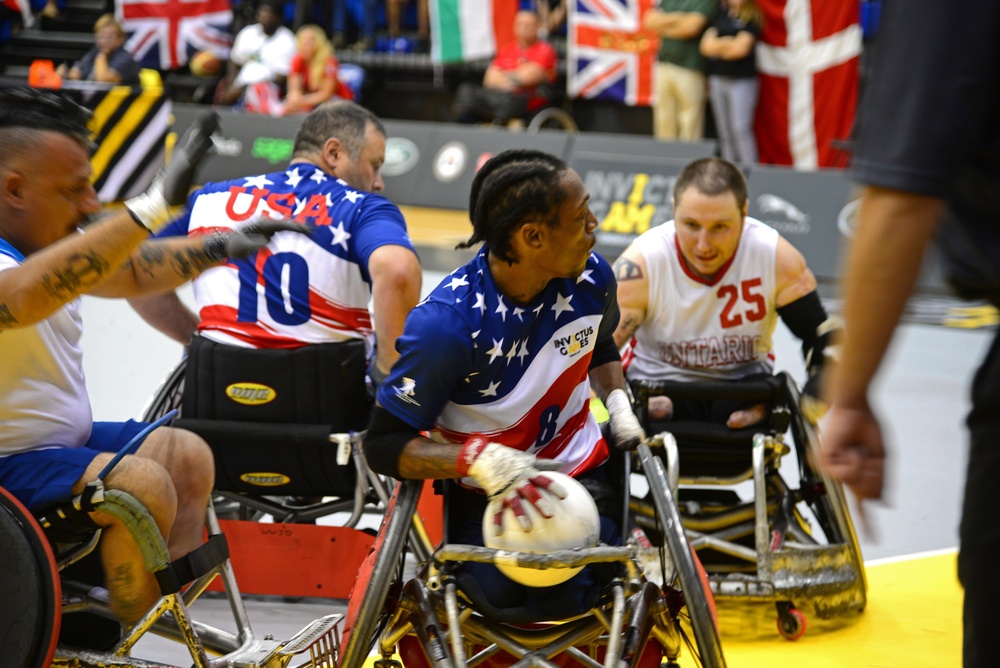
[154,532,230,595]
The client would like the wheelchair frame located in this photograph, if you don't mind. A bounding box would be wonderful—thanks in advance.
[629,373,867,639]
[339,439,727,668]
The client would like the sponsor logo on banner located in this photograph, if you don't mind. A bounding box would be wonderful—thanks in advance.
[211,135,243,157]
[383,137,420,176]
[434,141,468,182]
[837,198,861,238]
[226,382,277,405]
[755,194,812,234]
[239,472,291,486]
[252,137,294,165]
[583,170,675,245]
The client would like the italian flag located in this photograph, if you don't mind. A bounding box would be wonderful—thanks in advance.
[430,0,519,63]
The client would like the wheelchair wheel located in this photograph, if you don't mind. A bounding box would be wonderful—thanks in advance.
[338,479,423,668]
[0,487,61,668]
[636,443,726,668]
[141,357,186,422]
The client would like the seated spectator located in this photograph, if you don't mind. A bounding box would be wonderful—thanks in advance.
[57,14,141,85]
[219,0,296,107]
[284,24,353,115]
[452,10,557,125]
[700,0,762,164]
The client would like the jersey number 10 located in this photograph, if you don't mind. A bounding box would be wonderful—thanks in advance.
[236,252,312,325]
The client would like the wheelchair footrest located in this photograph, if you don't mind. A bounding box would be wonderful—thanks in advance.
[154,532,230,595]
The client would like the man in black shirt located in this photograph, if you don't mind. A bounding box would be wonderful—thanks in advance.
[820,2,1000,666]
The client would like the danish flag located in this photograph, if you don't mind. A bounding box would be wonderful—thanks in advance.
[117,0,233,71]
[568,0,659,107]
[754,0,862,168]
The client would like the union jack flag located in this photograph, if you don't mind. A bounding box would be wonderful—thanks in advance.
[116,0,233,71]
[567,0,659,107]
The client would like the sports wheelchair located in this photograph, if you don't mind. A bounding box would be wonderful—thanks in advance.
[336,438,728,668]
[0,414,343,668]
[628,373,867,640]
[142,335,409,532]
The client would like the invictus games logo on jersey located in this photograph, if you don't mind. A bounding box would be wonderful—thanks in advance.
[239,472,291,487]
[554,326,594,357]
[393,377,420,406]
[226,382,277,406]
[383,137,420,177]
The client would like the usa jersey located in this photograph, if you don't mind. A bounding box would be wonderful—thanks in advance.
[378,250,617,480]
[157,162,414,351]
[625,217,779,382]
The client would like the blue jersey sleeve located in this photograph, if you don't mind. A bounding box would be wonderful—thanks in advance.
[154,188,200,238]
[376,300,473,431]
[351,195,414,282]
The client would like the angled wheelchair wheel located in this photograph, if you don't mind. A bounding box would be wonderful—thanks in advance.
[141,357,186,422]
[339,478,423,668]
[636,443,726,668]
[0,486,61,668]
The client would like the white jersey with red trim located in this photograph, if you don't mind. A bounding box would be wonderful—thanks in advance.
[157,162,414,352]
[377,250,618,483]
[624,217,779,382]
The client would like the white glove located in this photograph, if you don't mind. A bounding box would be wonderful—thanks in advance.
[457,435,566,535]
[606,389,645,450]
[125,112,219,233]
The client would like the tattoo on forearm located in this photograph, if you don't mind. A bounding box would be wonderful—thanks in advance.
[613,257,643,282]
[41,252,111,300]
[0,304,18,329]
[618,314,641,340]
[133,243,219,280]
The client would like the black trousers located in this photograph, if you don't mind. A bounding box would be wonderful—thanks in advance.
[452,82,529,124]
[959,327,1000,668]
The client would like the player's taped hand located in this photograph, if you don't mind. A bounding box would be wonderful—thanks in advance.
[457,435,567,535]
[204,219,312,261]
[606,388,645,451]
[125,112,221,233]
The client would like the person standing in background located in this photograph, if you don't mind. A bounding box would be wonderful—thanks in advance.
[643,0,716,141]
[700,0,761,163]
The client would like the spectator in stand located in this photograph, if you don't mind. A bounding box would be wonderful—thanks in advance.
[386,0,429,52]
[284,24,354,115]
[219,0,296,107]
[537,0,567,38]
[452,10,557,126]
[700,0,762,164]
[643,0,716,141]
[57,14,141,85]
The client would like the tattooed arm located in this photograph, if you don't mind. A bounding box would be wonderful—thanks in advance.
[89,236,225,298]
[0,211,151,331]
[611,246,650,348]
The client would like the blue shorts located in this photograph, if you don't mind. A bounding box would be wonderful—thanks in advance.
[0,420,149,513]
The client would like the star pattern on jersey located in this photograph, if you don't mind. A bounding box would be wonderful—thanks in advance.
[471,329,480,350]
[330,221,351,250]
[479,380,501,397]
[513,307,525,321]
[446,274,469,291]
[552,293,574,320]
[310,169,327,184]
[495,295,509,321]
[506,339,519,364]
[516,339,530,363]
[577,269,595,285]
[471,292,486,315]
[243,174,273,189]
[325,193,335,207]
[293,197,306,216]
[532,302,545,318]
[343,190,364,204]
[285,168,303,187]
[486,338,505,364]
